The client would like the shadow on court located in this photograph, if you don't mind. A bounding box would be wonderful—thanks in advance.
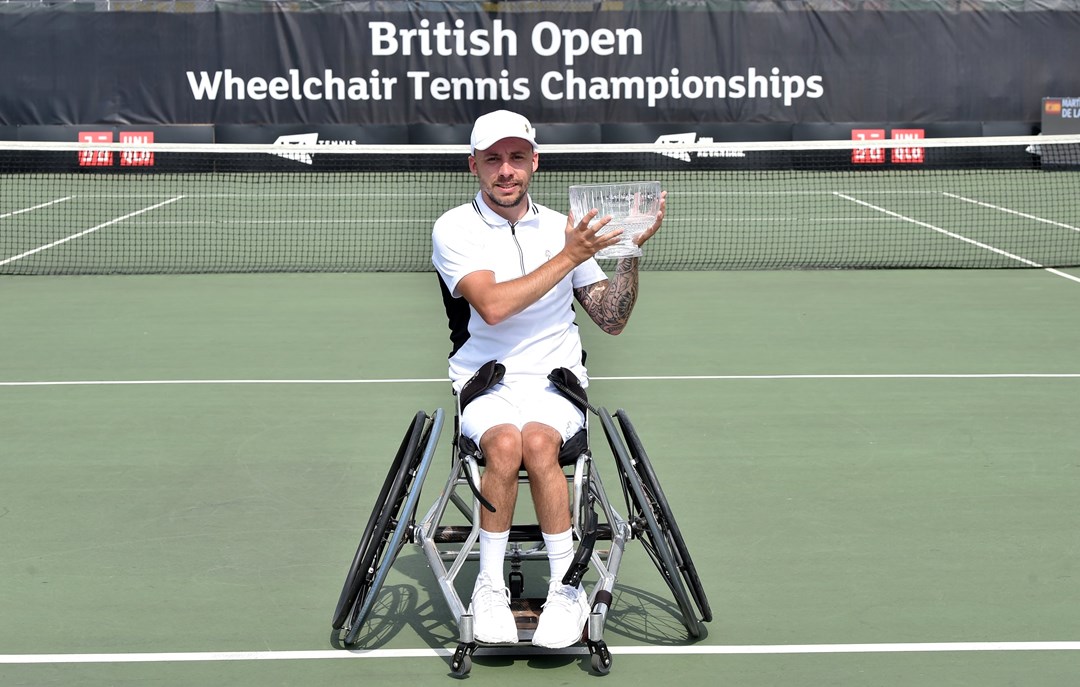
[330,545,705,655]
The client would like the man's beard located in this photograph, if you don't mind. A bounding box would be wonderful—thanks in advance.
[485,185,526,209]
[488,192,524,208]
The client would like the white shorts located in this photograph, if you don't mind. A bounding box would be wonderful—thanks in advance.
[459,376,585,446]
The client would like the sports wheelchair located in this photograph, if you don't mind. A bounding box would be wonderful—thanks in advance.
[331,363,711,676]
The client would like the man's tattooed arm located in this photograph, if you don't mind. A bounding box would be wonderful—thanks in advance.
[574,258,640,335]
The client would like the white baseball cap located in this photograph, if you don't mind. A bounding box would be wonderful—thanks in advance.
[470,110,538,154]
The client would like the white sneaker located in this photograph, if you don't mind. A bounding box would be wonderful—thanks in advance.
[531,582,589,649]
[467,572,519,645]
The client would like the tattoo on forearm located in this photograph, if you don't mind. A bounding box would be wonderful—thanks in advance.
[575,258,639,334]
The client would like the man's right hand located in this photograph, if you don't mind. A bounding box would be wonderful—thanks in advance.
[564,209,621,264]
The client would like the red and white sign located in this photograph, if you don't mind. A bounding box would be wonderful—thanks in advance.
[78,131,114,167]
[890,128,925,164]
[851,129,885,164]
[851,128,926,164]
[120,131,155,167]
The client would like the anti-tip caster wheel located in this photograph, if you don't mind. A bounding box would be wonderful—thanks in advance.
[450,642,475,678]
[588,640,612,675]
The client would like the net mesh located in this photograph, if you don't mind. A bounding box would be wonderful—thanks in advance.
[2,135,1079,274]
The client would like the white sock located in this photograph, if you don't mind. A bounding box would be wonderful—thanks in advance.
[543,528,575,586]
[478,528,510,587]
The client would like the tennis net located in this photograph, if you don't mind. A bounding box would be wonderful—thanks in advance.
[2,134,1079,274]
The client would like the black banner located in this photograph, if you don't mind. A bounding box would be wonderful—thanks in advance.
[1,3,1079,133]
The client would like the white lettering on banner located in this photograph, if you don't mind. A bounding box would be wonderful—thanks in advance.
[406,70,531,101]
[186,69,397,101]
[188,67,823,107]
[273,133,319,165]
[530,22,641,66]
[270,133,360,165]
[653,133,747,162]
[185,18,826,108]
[367,19,640,65]
[541,68,823,108]
[369,19,516,57]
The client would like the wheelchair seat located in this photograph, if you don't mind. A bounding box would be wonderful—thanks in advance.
[457,426,589,469]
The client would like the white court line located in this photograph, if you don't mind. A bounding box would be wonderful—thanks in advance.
[689,217,901,223]
[2,373,1080,387]
[36,192,464,199]
[0,196,73,220]
[679,190,935,196]
[119,218,427,225]
[113,217,898,226]
[833,193,1080,285]
[943,192,1080,234]
[0,197,184,267]
[1,642,1078,664]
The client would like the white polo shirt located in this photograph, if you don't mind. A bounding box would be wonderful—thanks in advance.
[432,191,607,388]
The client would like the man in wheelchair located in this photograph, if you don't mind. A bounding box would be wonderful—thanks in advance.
[430,110,666,648]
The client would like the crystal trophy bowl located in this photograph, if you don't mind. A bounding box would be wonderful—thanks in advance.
[568,181,662,259]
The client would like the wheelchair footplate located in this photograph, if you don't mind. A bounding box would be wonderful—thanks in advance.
[510,597,544,638]
[457,597,552,647]
[451,595,611,678]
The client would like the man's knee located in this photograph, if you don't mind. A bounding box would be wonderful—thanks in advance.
[480,424,524,474]
[520,423,562,471]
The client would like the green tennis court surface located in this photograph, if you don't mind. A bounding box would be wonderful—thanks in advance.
[2,269,1078,686]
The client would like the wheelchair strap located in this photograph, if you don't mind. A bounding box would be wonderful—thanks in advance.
[562,498,599,587]
[458,361,594,417]
[548,367,598,416]
[458,359,505,412]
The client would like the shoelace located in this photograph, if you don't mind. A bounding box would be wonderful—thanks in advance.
[542,585,580,610]
[475,583,511,612]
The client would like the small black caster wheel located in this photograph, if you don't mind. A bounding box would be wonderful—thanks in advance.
[588,640,612,675]
[450,642,475,678]
[451,654,472,677]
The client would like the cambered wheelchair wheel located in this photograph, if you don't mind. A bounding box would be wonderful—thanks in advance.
[331,410,439,644]
[598,407,708,638]
[615,409,713,625]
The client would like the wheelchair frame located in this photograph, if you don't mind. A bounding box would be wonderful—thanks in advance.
[331,403,712,677]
